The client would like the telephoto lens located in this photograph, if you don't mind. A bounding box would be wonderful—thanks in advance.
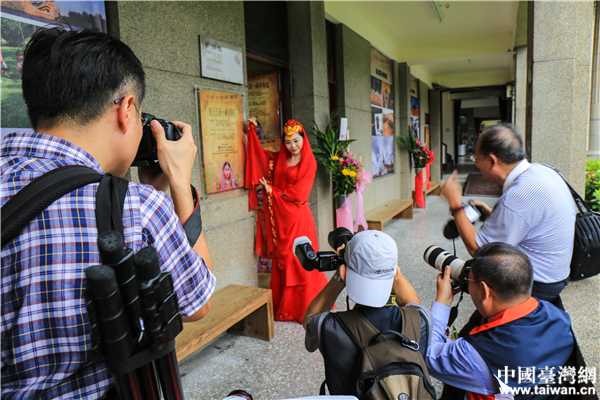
[423,246,473,293]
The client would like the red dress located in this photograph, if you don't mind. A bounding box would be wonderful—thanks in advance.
[245,123,329,323]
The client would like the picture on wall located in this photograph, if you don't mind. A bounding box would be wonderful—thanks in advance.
[370,47,394,178]
[411,96,419,138]
[410,76,420,140]
[248,70,281,139]
[1,1,107,139]
[198,89,246,194]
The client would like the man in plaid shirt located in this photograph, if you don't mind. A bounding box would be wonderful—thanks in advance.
[1,28,216,399]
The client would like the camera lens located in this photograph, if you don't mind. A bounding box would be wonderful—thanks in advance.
[423,245,471,291]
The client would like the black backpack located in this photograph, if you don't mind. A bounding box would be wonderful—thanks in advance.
[542,164,600,281]
[334,307,436,400]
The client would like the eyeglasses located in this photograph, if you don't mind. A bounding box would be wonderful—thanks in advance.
[114,96,142,120]
[470,154,488,162]
[465,276,493,289]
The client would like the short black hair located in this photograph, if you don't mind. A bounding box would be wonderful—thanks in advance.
[22,27,145,130]
[478,123,526,165]
[472,242,533,302]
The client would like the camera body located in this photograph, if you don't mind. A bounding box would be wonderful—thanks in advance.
[423,245,473,293]
[443,202,485,239]
[294,227,354,272]
[132,113,182,167]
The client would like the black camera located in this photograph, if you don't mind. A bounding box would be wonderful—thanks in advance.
[423,245,473,293]
[132,113,182,167]
[443,202,485,239]
[294,227,354,272]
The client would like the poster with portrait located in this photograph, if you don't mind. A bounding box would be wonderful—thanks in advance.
[198,89,245,194]
[0,1,107,139]
[370,48,394,178]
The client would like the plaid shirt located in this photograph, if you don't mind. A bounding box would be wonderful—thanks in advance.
[1,132,215,399]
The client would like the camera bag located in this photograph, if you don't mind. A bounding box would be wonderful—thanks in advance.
[543,164,600,281]
[334,307,436,400]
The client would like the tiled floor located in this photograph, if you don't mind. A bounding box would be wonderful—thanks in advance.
[179,162,498,400]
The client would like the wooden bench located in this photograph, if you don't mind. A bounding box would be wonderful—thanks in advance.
[175,284,274,361]
[359,199,413,232]
[412,181,442,208]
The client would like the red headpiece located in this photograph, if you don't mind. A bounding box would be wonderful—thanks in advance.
[283,120,305,136]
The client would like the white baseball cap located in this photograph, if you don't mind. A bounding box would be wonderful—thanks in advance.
[343,230,398,307]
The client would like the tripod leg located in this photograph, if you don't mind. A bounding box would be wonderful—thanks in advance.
[136,363,161,400]
[113,371,143,400]
[155,349,184,400]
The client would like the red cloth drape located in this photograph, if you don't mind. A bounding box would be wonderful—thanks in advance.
[415,169,425,208]
[426,163,431,190]
[245,122,328,323]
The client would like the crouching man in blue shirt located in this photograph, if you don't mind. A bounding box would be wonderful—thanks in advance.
[427,242,575,400]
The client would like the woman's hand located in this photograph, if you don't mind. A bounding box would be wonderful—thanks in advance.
[259,177,271,194]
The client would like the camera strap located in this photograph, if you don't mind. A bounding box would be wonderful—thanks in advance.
[447,291,464,327]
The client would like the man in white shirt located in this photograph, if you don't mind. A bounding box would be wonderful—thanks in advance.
[441,123,576,302]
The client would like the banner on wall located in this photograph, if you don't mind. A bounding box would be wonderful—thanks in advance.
[0,1,107,139]
[410,76,420,139]
[248,70,280,140]
[370,48,394,178]
[198,89,245,194]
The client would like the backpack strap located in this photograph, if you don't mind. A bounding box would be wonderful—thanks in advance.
[96,173,129,235]
[1,165,102,247]
[334,309,381,348]
[540,163,590,214]
[399,306,422,343]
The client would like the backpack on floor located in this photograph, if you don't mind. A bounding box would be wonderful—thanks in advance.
[334,307,436,400]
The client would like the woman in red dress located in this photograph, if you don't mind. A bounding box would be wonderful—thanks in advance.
[245,119,329,323]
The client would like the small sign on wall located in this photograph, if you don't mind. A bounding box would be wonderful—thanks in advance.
[199,35,243,85]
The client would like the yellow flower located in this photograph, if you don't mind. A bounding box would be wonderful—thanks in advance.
[342,169,350,176]
[349,171,357,177]
[331,156,339,161]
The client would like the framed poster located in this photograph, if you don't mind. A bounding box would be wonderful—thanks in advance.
[1,1,107,139]
[199,36,243,85]
[248,70,280,139]
[370,47,394,178]
[197,88,245,194]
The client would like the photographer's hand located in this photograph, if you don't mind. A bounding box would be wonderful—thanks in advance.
[151,120,197,223]
[392,266,420,306]
[442,171,480,256]
[435,266,456,306]
[469,200,492,219]
[441,170,462,209]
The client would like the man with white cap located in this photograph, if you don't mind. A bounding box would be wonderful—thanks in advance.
[302,230,433,396]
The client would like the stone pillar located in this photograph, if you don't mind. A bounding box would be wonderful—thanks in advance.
[514,46,527,141]
[590,4,600,159]
[397,62,413,199]
[530,1,596,192]
[429,89,442,181]
[287,2,332,250]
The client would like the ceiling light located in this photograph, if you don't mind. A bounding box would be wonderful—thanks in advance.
[431,1,445,22]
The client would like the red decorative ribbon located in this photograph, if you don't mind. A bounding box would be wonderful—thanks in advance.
[415,169,425,208]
